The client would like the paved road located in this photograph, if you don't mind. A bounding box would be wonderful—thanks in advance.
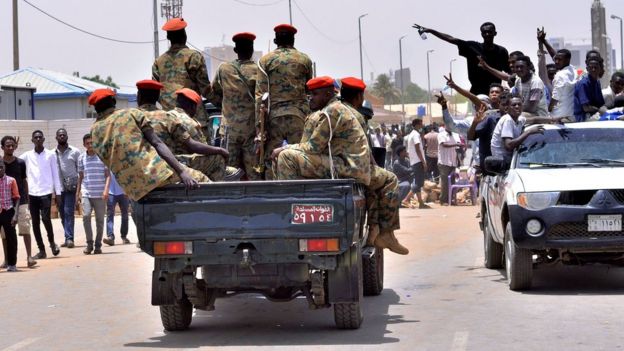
[2,205,624,351]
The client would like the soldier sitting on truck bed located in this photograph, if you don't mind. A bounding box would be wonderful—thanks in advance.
[271,76,371,189]
[136,80,228,181]
[339,77,408,255]
[88,88,207,201]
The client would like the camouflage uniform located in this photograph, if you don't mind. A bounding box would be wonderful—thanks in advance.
[212,59,260,180]
[152,44,211,129]
[343,101,401,232]
[140,104,225,181]
[256,47,313,178]
[90,107,208,201]
[275,98,371,185]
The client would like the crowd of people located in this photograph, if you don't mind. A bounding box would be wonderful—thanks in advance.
[0,131,130,272]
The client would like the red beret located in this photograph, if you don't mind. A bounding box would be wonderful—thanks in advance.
[175,88,201,105]
[341,77,366,91]
[162,18,187,31]
[232,32,256,42]
[88,89,116,106]
[136,79,164,90]
[306,76,335,91]
[274,24,297,34]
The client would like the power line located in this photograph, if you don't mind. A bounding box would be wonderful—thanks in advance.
[231,0,285,6]
[291,0,357,45]
[22,0,167,44]
[362,44,377,73]
[187,41,227,62]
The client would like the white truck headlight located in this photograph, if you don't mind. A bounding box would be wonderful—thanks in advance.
[517,192,560,211]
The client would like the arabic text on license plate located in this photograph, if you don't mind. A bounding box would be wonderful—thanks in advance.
[292,204,334,224]
[588,215,622,232]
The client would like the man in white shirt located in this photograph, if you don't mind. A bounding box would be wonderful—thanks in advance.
[406,118,429,209]
[20,130,63,259]
[437,129,462,205]
[513,56,549,116]
[602,71,624,109]
[490,96,545,163]
[549,49,577,119]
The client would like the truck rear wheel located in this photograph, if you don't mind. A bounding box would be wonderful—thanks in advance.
[334,301,363,329]
[159,296,193,331]
[483,215,503,269]
[504,222,533,291]
[363,248,384,296]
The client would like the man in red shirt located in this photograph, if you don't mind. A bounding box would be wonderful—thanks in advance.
[0,160,20,272]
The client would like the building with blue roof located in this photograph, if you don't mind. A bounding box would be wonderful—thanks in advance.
[0,67,136,120]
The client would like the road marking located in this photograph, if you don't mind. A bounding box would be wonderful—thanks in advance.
[451,331,469,351]
[2,337,40,351]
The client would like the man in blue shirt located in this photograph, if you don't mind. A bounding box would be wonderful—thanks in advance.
[574,58,607,122]
[104,173,130,245]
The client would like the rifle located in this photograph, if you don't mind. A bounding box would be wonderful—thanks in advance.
[253,92,270,174]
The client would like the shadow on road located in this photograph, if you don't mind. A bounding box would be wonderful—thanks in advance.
[125,289,418,348]
[483,264,624,295]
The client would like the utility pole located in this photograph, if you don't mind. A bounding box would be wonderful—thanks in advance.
[288,0,293,25]
[153,0,160,60]
[399,35,406,128]
[426,50,434,124]
[611,14,623,70]
[13,0,19,70]
[358,14,368,80]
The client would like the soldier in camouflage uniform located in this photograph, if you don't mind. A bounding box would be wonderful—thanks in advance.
[87,89,206,201]
[340,77,408,255]
[136,81,227,181]
[211,32,260,180]
[256,24,313,179]
[272,76,371,186]
[152,18,212,134]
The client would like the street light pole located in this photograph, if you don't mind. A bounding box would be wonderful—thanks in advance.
[399,35,406,128]
[426,49,434,124]
[153,0,160,60]
[358,14,368,80]
[288,0,293,25]
[611,14,623,70]
[449,58,456,114]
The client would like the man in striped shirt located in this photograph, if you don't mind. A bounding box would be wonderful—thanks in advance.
[76,134,110,255]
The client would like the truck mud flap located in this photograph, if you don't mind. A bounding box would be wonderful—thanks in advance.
[328,242,363,303]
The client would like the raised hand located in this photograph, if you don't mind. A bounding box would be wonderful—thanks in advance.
[443,73,456,88]
[537,27,546,42]
[435,92,447,106]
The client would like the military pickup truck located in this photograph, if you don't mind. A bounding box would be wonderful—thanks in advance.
[134,179,384,330]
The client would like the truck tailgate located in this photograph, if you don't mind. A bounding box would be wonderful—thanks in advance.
[134,179,357,245]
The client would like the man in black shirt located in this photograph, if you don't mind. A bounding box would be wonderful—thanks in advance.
[413,22,509,95]
[0,136,37,268]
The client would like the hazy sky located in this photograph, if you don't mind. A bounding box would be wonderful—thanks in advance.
[1,0,623,92]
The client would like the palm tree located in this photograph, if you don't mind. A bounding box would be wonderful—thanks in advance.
[372,74,400,104]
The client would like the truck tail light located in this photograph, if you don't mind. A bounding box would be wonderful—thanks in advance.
[299,238,340,252]
[154,241,193,255]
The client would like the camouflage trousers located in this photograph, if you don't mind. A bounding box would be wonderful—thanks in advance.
[365,166,400,232]
[177,154,225,181]
[264,115,304,180]
[275,149,369,183]
[160,163,211,186]
[226,132,261,180]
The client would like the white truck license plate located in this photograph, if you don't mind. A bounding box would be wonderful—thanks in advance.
[588,215,622,232]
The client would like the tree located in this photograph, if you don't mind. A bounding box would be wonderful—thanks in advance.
[372,74,399,104]
[403,82,429,103]
[81,74,119,89]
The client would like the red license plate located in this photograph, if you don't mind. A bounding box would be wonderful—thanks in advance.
[291,204,334,224]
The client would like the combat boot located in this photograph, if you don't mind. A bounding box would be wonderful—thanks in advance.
[366,224,380,247]
[375,230,409,255]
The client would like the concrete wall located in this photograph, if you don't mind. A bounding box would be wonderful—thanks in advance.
[0,119,95,156]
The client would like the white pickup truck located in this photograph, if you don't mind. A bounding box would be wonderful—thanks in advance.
[480,121,624,290]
